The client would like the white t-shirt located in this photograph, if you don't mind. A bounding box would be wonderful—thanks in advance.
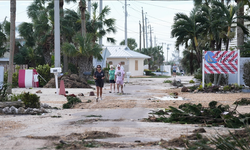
[115,69,125,81]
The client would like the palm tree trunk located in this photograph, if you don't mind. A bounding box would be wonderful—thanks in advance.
[226,38,230,51]
[60,0,68,73]
[237,0,244,50]
[8,0,16,94]
[78,56,93,78]
[44,51,51,65]
[79,0,86,36]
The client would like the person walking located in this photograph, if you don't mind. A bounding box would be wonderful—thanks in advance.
[115,64,125,93]
[172,64,177,77]
[116,62,124,71]
[108,65,116,93]
[93,65,105,102]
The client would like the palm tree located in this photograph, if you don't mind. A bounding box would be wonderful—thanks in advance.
[8,0,16,93]
[171,8,204,74]
[62,33,102,78]
[0,18,9,57]
[120,38,138,50]
[212,1,250,50]
[27,0,53,65]
[86,2,116,44]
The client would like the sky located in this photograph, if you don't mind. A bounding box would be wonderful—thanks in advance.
[0,0,195,61]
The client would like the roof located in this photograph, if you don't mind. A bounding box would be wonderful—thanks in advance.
[0,58,9,61]
[104,46,150,59]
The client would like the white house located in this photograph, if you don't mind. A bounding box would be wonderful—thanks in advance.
[104,46,150,76]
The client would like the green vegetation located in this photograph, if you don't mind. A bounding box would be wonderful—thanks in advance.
[147,101,250,128]
[144,69,155,75]
[0,83,10,101]
[63,96,82,109]
[189,80,195,83]
[22,92,40,108]
[234,98,250,105]
[223,85,231,91]
[87,80,95,85]
[36,64,53,87]
[163,80,172,83]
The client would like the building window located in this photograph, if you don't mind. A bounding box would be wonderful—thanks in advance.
[121,61,125,65]
[135,60,138,71]
[108,61,113,65]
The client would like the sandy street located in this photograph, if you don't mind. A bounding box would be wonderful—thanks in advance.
[0,76,250,150]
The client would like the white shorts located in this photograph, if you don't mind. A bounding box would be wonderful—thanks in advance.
[116,80,124,85]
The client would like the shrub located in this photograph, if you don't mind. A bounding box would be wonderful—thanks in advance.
[163,80,172,83]
[198,84,203,91]
[144,69,155,76]
[243,61,250,87]
[189,80,195,83]
[194,68,202,80]
[21,92,40,108]
[0,83,10,101]
[188,85,198,91]
[36,64,53,87]
[206,82,212,88]
[63,96,82,109]
[223,85,231,91]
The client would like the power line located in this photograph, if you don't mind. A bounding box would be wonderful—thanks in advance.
[134,1,191,12]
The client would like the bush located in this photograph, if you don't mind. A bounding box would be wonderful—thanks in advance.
[206,82,212,88]
[163,80,172,83]
[36,64,53,87]
[243,61,250,87]
[0,83,10,101]
[188,85,198,91]
[194,68,202,80]
[189,80,195,83]
[144,69,155,76]
[21,92,40,108]
[63,96,82,109]
[223,85,231,91]
[4,65,20,88]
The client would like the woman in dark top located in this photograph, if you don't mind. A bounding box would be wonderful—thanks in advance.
[93,65,105,102]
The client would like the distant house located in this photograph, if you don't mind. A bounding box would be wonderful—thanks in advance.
[0,58,9,65]
[104,46,150,76]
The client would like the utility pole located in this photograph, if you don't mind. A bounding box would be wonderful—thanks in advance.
[88,0,91,21]
[54,0,60,68]
[145,15,148,49]
[99,0,102,46]
[142,8,145,49]
[154,36,157,47]
[159,42,166,50]
[149,25,153,48]
[139,21,141,52]
[125,0,128,46]
[167,44,171,62]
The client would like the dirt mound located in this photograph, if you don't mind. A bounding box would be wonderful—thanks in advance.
[44,74,92,88]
